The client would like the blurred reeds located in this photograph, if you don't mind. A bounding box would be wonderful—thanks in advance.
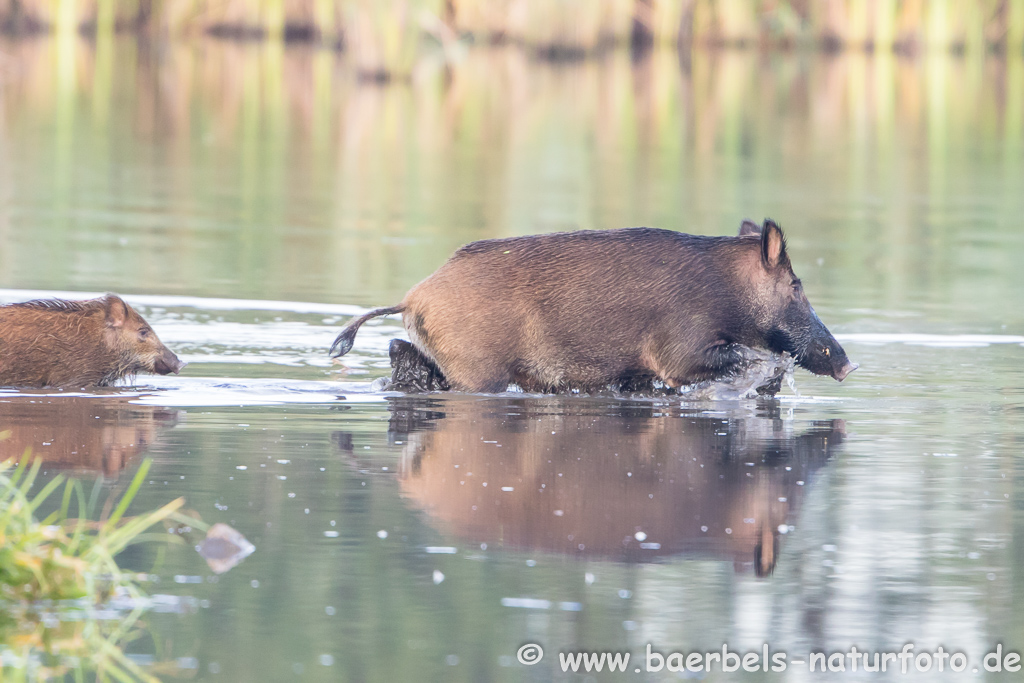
[0,33,1019,307]
[1,1,1023,77]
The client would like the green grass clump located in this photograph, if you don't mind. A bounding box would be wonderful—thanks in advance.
[0,438,205,681]
[0,454,185,603]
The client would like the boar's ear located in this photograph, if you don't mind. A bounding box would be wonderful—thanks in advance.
[738,219,762,237]
[103,295,129,328]
[760,220,788,270]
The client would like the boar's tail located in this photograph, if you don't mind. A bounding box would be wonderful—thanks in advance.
[330,305,405,358]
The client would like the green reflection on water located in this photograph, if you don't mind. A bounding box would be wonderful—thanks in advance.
[0,33,1022,683]
[0,39,1021,332]
[29,387,1016,682]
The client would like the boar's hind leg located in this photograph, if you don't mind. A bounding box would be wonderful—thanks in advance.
[462,373,512,394]
[442,360,511,393]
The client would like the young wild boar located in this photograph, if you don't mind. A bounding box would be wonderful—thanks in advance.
[330,219,857,393]
[0,294,186,388]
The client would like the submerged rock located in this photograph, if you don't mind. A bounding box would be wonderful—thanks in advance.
[196,523,255,574]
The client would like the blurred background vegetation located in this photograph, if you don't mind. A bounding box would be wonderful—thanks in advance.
[0,4,1022,681]
[0,12,1020,316]
[1,1,1022,78]
[0,1,1021,318]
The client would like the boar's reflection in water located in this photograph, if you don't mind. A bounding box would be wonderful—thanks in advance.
[0,396,179,477]
[340,397,845,577]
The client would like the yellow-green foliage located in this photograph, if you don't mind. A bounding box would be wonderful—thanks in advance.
[3,1,1022,68]
[0,455,186,603]
[1,605,163,682]
[0,447,201,681]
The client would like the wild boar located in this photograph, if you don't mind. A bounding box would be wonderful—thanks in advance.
[331,219,857,393]
[0,294,186,388]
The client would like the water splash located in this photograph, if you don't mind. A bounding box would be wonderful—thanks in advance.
[676,347,796,401]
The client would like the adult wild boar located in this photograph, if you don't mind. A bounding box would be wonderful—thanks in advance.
[330,219,857,393]
[0,294,186,388]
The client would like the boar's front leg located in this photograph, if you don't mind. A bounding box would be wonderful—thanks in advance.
[649,337,745,388]
[701,340,745,375]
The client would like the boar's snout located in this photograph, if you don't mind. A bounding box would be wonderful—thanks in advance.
[833,359,858,382]
[794,319,857,382]
[154,349,187,375]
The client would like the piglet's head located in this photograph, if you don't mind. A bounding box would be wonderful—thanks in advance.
[103,295,187,377]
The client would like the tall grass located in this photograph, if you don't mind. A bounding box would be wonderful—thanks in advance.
[0,457,186,602]
[0,448,204,681]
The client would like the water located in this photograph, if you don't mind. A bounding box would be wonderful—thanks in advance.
[0,37,1023,681]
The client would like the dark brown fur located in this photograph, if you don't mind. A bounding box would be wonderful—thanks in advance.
[331,221,856,393]
[0,294,186,388]
[386,339,450,392]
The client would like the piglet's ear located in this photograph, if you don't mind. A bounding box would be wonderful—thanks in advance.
[760,219,788,270]
[104,294,129,328]
[738,219,762,237]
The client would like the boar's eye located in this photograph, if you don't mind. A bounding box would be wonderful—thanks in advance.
[791,278,802,289]
[139,327,151,341]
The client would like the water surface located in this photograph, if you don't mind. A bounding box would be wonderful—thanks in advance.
[0,37,1022,681]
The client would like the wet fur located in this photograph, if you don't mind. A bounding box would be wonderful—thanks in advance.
[0,294,184,388]
[332,223,854,393]
[385,339,450,392]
